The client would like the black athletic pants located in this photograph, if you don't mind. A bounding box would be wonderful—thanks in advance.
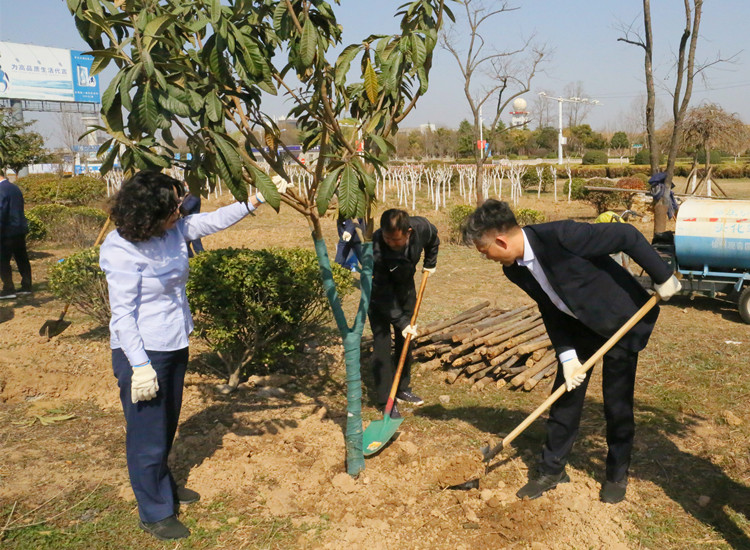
[368,291,417,404]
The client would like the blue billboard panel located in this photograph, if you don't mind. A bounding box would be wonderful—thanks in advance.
[71,50,100,103]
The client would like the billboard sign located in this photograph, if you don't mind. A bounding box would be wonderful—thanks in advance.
[0,41,100,104]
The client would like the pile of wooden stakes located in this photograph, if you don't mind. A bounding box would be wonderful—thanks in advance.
[412,301,559,392]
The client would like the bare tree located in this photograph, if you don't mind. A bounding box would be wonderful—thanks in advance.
[55,112,86,154]
[563,81,593,127]
[442,0,546,205]
[618,0,734,232]
[532,89,555,129]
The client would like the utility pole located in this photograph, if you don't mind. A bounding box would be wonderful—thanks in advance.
[537,92,601,165]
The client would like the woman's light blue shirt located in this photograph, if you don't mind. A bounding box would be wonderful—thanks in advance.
[99,201,255,366]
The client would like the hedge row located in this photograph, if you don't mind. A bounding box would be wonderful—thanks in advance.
[17,173,107,206]
[26,204,108,247]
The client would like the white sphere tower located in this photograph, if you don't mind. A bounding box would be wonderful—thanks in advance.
[510,97,529,129]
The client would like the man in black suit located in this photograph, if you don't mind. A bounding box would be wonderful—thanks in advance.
[462,200,680,503]
[370,209,439,416]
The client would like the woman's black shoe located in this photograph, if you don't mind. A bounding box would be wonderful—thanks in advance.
[139,515,190,540]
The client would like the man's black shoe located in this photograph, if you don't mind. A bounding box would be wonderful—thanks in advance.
[600,479,627,504]
[0,290,16,300]
[16,288,32,296]
[139,515,190,540]
[516,470,570,500]
[390,403,402,419]
[396,390,424,406]
[175,487,200,505]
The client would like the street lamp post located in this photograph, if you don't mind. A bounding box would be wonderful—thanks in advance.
[538,92,601,165]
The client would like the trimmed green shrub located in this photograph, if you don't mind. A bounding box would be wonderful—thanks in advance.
[696,149,722,165]
[515,208,545,225]
[568,165,607,178]
[606,164,631,179]
[521,164,555,192]
[48,246,110,328]
[582,150,609,165]
[584,178,623,214]
[17,174,107,206]
[563,177,587,200]
[713,164,745,179]
[186,247,354,388]
[634,149,651,165]
[27,204,108,247]
[448,204,476,244]
[25,212,47,242]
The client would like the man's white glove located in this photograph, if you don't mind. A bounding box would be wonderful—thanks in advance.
[422,266,436,275]
[342,231,352,242]
[131,361,159,403]
[654,274,681,301]
[561,357,586,392]
[255,175,292,203]
[401,324,419,339]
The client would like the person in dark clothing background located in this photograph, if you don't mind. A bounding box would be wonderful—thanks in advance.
[178,191,205,257]
[0,170,32,299]
[462,199,681,504]
[335,216,364,272]
[369,209,439,416]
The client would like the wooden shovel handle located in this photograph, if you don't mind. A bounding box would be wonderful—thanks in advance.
[384,271,431,413]
[483,294,660,462]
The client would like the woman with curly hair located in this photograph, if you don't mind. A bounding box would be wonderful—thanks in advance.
[99,170,289,540]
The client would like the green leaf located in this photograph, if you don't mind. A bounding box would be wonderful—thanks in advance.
[99,142,120,175]
[135,82,158,133]
[316,166,343,217]
[364,57,378,105]
[272,1,287,33]
[334,44,361,87]
[101,71,123,114]
[89,53,112,76]
[212,133,243,180]
[205,92,223,123]
[337,164,359,219]
[142,14,172,52]
[369,134,393,155]
[411,35,426,67]
[417,66,429,95]
[210,0,222,24]
[249,165,280,209]
[300,17,317,66]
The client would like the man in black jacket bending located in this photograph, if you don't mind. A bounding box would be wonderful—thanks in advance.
[462,200,681,504]
[369,209,439,416]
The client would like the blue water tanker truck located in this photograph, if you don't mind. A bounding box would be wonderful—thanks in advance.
[636,198,750,324]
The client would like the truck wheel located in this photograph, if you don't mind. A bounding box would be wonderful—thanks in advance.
[739,287,750,324]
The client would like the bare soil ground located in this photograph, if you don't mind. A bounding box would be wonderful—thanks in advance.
[1,184,749,549]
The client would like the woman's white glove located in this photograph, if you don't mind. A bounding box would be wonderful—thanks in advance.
[654,274,681,301]
[255,175,292,203]
[131,361,159,403]
[342,231,352,242]
[401,324,419,339]
[422,266,436,275]
[561,357,586,392]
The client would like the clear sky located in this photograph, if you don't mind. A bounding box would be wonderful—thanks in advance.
[1,0,749,147]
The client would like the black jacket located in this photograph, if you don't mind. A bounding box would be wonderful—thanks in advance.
[0,179,28,238]
[503,220,672,353]
[370,216,439,330]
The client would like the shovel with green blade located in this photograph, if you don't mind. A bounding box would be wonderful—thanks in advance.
[363,270,430,456]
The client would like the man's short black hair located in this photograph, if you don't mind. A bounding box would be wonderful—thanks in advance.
[461,199,519,244]
[111,171,185,242]
[380,209,410,234]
